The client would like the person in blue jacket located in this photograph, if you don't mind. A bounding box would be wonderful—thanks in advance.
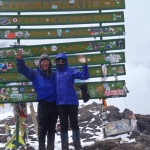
[55,52,89,150]
[16,51,58,150]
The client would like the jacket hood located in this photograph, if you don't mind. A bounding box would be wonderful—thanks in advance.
[55,52,68,70]
[55,52,68,60]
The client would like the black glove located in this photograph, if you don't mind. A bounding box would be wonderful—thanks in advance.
[78,83,90,103]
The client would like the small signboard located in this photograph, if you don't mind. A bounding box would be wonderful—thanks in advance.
[0,80,126,103]
[0,0,125,12]
[77,80,127,99]
[0,65,126,82]
[0,39,125,59]
[0,25,125,39]
[0,12,124,26]
[104,119,131,137]
[0,52,125,72]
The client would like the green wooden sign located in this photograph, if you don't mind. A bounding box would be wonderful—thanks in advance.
[0,80,126,103]
[0,52,125,72]
[0,12,124,26]
[88,64,126,77]
[0,25,125,39]
[0,39,125,59]
[76,80,126,99]
[0,0,125,12]
[0,64,126,82]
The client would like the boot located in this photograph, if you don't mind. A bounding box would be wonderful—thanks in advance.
[61,132,69,150]
[72,130,83,150]
[38,129,46,150]
[62,141,69,150]
[39,144,46,150]
[74,140,83,150]
[47,132,55,150]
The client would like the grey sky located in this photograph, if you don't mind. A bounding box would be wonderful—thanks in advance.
[108,0,150,114]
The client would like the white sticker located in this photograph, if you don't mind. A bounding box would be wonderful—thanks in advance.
[110,54,121,63]
[51,45,57,51]
[10,94,22,99]
[57,29,62,37]
[31,89,35,92]
[12,91,19,94]
[51,5,58,9]
[13,18,18,22]
[12,87,17,91]
[0,1,2,5]
[69,0,75,4]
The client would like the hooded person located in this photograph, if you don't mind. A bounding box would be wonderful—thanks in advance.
[55,52,89,150]
[38,53,52,76]
[16,51,58,150]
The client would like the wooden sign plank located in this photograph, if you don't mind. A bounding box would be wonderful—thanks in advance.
[76,80,126,99]
[0,64,126,82]
[0,12,124,26]
[0,0,125,12]
[0,25,125,39]
[0,52,125,72]
[0,39,125,59]
[0,80,127,103]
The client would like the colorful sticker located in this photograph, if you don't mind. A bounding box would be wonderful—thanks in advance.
[0,63,7,72]
[0,88,9,102]
[0,17,10,25]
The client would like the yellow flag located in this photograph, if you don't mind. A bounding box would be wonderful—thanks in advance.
[5,134,25,149]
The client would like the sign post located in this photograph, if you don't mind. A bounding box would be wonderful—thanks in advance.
[0,0,125,12]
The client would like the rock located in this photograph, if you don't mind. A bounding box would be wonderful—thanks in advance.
[106,106,122,121]
[122,108,133,119]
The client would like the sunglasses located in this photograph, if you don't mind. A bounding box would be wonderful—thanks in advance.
[56,59,66,64]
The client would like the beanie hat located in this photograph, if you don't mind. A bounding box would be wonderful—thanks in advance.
[38,54,51,76]
[39,54,51,66]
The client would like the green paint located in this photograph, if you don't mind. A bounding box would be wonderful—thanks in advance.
[0,0,125,12]
[76,80,126,99]
[0,25,125,39]
[0,12,124,26]
[0,39,125,59]
[0,80,126,103]
[0,65,126,82]
[0,52,125,72]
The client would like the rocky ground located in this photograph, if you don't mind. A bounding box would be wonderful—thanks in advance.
[0,102,150,150]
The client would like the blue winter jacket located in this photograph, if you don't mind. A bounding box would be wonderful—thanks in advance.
[55,53,89,105]
[16,59,56,102]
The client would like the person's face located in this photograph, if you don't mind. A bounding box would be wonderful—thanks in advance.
[40,60,50,71]
[56,59,66,64]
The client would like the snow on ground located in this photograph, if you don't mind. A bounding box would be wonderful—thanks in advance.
[0,109,136,150]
